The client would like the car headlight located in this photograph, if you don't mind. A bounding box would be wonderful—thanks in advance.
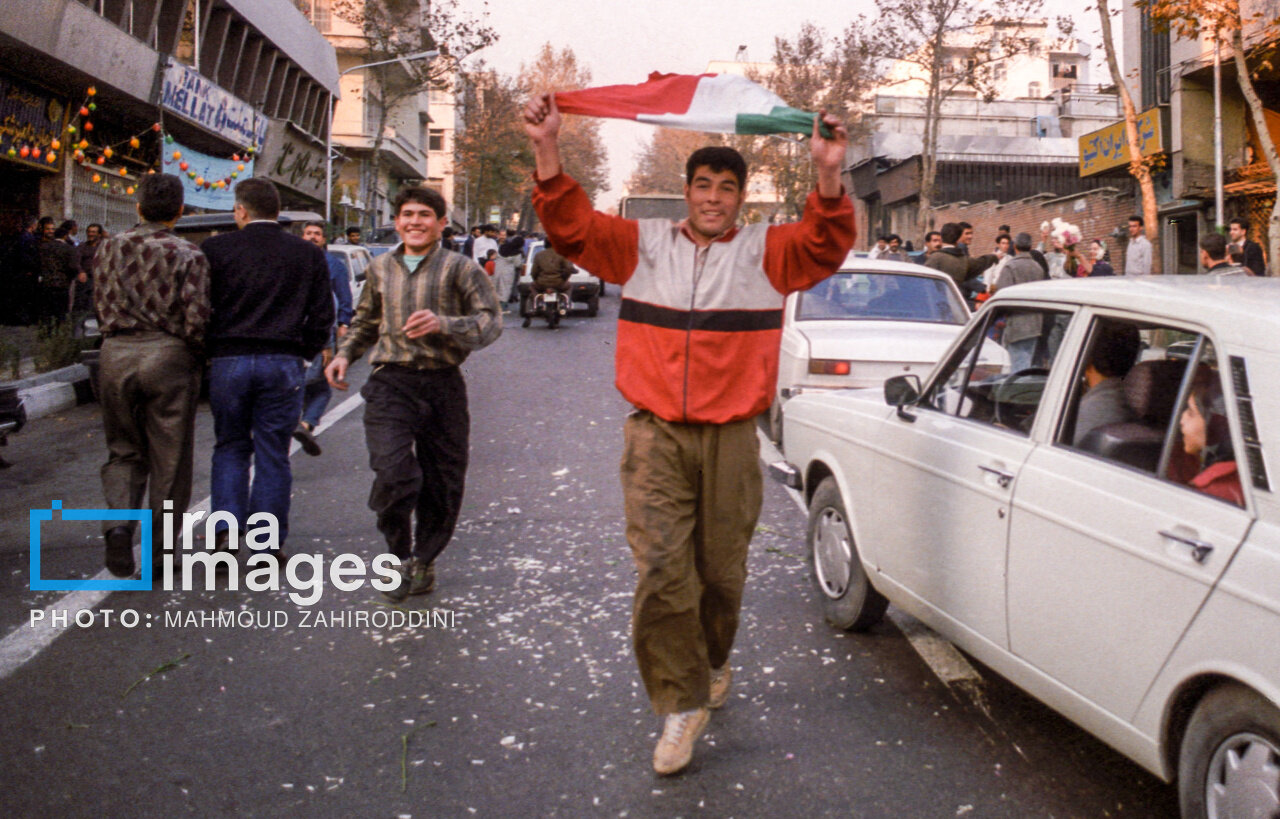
[808,359,851,376]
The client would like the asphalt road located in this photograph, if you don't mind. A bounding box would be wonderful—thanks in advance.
[0,293,1179,817]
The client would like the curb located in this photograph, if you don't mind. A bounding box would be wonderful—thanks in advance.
[2,363,92,422]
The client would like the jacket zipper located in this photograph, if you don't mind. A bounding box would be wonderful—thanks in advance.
[682,244,709,423]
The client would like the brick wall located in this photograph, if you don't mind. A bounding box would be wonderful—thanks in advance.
[929,187,1139,271]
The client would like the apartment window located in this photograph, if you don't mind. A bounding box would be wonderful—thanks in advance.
[994,64,1007,82]
[1053,63,1078,79]
[1028,81,1042,98]
[1140,9,1172,108]
[428,129,445,152]
[295,0,331,32]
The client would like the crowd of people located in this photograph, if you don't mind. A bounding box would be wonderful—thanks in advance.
[0,214,106,329]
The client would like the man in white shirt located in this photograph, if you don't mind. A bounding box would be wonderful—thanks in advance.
[471,224,499,264]
[1124,216,1152,276]
[867,235,889,259]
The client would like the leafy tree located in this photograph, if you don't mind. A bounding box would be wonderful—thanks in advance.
[863,0,1067,230]
[1141,0,1280,273]
[330,0,495,222]
[1096,0,1163,272]
[453,65,529,228]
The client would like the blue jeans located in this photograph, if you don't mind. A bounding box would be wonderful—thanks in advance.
[301,353,331,428]
[209,354,306,548]
[1007,337,1039,373]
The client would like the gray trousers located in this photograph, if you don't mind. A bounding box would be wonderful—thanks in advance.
[98,333,200,537]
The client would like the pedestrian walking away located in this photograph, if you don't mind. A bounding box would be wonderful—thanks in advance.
[93,174,210,578]
[202,179,334,556]
[326,186,502,604]
[295,221,354,456]
[524,91,855,776]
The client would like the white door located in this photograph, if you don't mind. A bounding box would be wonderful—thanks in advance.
[868,305,1076,647]
[1007,328,1254,719]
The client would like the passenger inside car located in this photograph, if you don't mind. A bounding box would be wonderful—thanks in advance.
[1179,370,1245,506]
[1072,321,1141,445]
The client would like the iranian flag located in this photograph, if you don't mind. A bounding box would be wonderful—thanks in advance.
[554,72,819,136]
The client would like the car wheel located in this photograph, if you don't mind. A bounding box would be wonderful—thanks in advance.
[1179,683,1280,819]
[598,280,606,297]
[586,293,599,317]
[806,477,887,631]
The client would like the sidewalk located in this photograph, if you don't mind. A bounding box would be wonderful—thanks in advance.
[0,325,94,421]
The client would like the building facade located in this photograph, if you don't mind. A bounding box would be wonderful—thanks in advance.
[0,0,338,234]
[1119,0,1278,273]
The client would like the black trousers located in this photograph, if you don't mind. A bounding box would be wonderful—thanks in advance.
[360,365,469,564]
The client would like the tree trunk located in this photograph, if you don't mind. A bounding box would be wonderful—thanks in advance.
[916,46,944,233]
[1232,26,1280,276]
[1097,0,1162,272]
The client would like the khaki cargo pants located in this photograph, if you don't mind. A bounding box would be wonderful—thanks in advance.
[621,410,763,715]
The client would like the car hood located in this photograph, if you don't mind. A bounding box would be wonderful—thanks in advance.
[796,321,964,362]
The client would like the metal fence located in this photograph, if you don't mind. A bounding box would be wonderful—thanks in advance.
[69,163,138,237]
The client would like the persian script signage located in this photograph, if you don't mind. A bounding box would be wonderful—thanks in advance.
[160,59,267,148]
[0,74,67,171]
[259,120,327,202]
[1079,109,1165,177]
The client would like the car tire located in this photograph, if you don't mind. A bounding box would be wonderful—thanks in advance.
[586,292,599,317]
[1178,683,1280,819]
[806,477,888,632]
[598,280,606,297]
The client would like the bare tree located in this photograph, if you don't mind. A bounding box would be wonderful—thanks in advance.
[330,0,495,223]
[1142,0,1280,273]
[627,128,716,195]
[864,0,1066,230]
[741,22,879,220]
[1096,0,1163,272]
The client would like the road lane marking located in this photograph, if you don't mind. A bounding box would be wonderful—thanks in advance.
[756,428,985,691]
[0,392,366,681]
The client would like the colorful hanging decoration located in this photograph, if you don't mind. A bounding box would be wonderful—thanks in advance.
[160,135,255,210]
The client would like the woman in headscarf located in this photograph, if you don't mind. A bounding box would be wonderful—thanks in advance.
[1179,370,1244,506]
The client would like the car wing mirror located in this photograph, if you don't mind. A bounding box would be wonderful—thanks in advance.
[884,374,922,422]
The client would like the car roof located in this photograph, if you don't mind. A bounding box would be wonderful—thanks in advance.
[986,275,1280,349]
[327,244,370,255]
[837,254,953,281]
[172,210,322,230]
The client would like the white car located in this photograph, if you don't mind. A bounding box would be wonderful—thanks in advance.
[325,244,371,306]
[773,276,1280,817]
[769,256,977,443]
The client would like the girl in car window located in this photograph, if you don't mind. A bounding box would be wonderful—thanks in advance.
[1179,371,1245,506]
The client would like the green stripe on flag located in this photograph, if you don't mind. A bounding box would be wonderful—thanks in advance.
[734,106,832,138]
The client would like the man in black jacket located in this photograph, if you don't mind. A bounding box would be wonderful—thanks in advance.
[201,179,334,555]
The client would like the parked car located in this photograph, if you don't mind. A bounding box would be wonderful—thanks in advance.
[325,244,371,305]
[771,276,1280,817]
[171,210,323,244]
[768,256,986,444]
[518,240,603,317]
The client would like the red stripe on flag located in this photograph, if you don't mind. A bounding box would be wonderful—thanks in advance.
[554,72,710,121]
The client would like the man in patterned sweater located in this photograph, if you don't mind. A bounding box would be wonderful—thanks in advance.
[94,174,210,578]
[326,186,502,602]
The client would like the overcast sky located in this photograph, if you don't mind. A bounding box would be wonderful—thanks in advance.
[464,0,1111,207]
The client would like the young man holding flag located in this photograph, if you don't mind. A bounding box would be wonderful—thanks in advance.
[524,90,854,776]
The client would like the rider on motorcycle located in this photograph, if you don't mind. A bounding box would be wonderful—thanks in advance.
[522,246,574,327]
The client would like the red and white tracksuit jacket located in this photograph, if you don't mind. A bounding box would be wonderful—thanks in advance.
[532,172,856,424]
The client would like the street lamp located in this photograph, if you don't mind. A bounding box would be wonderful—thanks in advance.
[326,49,439,224]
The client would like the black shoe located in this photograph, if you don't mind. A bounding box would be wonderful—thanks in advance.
[383,557,433,602]
[104,526,134,578]
[292,423,321,456]
[521,317,531,328]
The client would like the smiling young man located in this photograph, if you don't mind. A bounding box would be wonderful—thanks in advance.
[326,187,501,602]
[524,94,855,775]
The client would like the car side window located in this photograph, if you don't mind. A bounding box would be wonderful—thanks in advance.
[923,305,1073,435]
[1164,341,1246,508]
[1057,318,1194,474]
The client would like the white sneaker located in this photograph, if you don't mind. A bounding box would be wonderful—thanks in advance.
[652,707,710,775]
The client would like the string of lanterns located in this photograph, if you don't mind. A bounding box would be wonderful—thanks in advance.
[4,84,261,197]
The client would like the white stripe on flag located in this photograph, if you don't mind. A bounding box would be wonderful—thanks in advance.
[637,74,787,133]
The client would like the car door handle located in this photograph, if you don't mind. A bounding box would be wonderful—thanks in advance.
[1159,530,1215,563]
[978,464,1015,488]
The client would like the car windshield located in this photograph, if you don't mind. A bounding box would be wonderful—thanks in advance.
[796,272,967,325]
